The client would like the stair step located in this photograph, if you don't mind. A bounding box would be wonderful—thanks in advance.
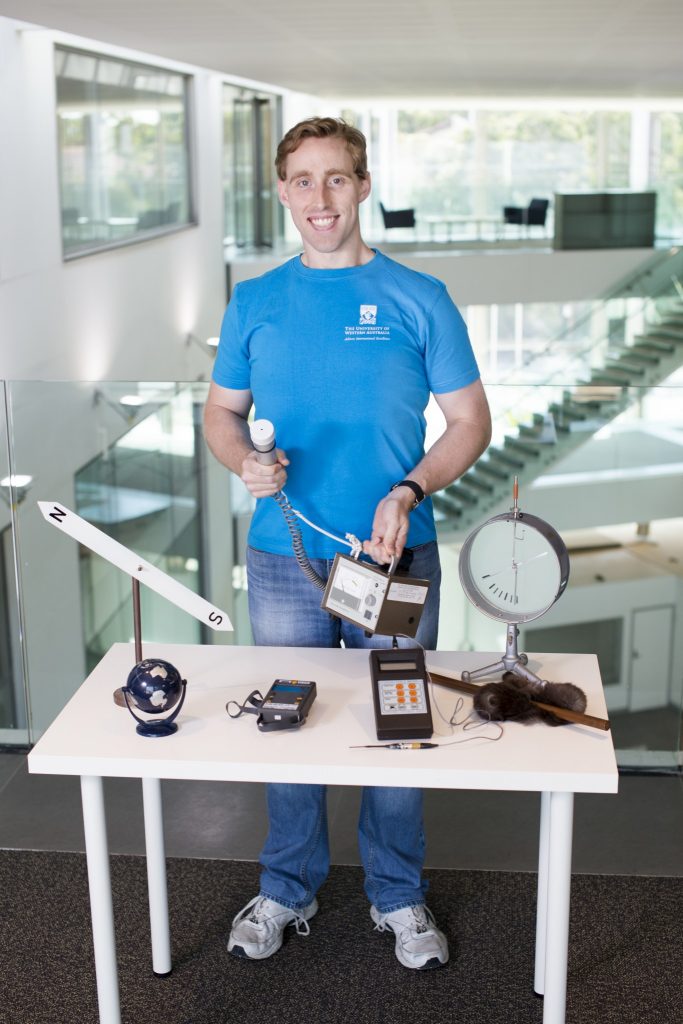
[588,371,629,386]
[603,360,646,377]
[476,460,509,481]
[632,335,675,352]
[504,436,541,458]
[487,446,525,470]
[625,346,661,365]
[644,330,683,345]
[549,402,586,422]
[463,471,496,493]
[534,411,565,425]
[444,482,479,505]
[518,423,545,439]
[431,493,463,518]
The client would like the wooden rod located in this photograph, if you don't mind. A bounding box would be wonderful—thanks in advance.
[428,670,611,732]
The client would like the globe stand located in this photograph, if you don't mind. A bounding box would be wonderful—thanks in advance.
[461,624,545,686]
[122,680,187,737]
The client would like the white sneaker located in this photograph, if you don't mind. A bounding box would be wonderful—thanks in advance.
[371,904,449,969]
[228,895,318,960]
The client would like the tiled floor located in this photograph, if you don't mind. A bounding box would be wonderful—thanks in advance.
[1,752,681,876]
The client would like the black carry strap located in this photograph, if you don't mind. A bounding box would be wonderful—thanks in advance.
[226,689,264,720]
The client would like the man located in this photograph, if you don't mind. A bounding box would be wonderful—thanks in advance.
[204,117,491,970]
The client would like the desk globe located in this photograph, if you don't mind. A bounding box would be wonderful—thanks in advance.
[122,658,187,737]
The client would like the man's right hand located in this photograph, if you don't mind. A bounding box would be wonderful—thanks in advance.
[241,449,289,498]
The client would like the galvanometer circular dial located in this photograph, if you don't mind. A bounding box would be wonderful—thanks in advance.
[457,480,570,685]
[459,510,569,624]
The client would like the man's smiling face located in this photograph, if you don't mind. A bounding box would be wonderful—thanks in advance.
[277,135,371,268]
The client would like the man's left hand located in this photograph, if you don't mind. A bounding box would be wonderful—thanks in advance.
[363,489,415,565]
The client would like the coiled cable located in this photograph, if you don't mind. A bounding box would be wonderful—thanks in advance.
[272,490,363,591]
[272,491,327,589]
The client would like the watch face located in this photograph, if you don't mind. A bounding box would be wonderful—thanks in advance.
[460,514,568,622]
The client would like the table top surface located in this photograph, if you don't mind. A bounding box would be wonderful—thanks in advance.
[28,644,618,793]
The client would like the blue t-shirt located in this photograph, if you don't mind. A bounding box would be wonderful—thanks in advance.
[213,250,480,557]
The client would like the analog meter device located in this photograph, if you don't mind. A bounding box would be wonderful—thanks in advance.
[458,479,570,685]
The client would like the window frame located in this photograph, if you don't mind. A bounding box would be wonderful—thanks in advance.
[55,45,197,261]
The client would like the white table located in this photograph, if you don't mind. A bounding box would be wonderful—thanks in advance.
[28,643,618,1024]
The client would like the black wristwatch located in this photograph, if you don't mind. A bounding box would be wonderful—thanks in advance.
[389,479,425,510]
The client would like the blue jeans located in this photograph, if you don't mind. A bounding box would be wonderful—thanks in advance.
[247,541,441,912]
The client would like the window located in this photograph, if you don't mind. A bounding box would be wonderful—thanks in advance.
[649,111,683,240]
[56,47,194,258]
[342,103,683,242]
[525,618,623,687]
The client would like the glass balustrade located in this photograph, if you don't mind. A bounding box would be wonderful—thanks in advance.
[1,367,681,772]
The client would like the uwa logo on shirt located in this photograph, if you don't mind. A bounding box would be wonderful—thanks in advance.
[344,304,389,341]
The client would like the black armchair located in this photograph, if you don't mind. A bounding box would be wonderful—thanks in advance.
[503,197,549,232]
[526,198,549,227]
[379,201,416,229]
[503,205,524,226]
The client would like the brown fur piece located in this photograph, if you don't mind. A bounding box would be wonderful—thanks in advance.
[473,672,587,726]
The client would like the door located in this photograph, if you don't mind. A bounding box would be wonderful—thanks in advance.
[629,605,674,711]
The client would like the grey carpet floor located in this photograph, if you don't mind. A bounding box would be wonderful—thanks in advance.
[0,851,681,1024]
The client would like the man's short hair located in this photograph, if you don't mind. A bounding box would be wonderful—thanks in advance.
[275,117,368,181]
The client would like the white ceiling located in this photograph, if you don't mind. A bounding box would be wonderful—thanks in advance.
[3,0,683,100]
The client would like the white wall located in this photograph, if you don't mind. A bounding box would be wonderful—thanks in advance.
[396,248,656,306]
[0,18,227,383]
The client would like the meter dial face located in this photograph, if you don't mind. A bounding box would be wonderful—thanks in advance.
[459,512,569,623]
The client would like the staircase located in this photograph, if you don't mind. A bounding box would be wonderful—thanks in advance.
[433,289,683,539]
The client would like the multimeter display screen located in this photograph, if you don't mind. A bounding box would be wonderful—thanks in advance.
[262,681,312,711]
[377,677,428,716]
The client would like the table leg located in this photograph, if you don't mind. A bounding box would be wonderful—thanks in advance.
[543,791,574,1024]
[142,777,172,975]
[80,775,121,1024]
[534,790,551,995]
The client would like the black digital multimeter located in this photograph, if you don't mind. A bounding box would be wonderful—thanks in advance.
[259,679,317,731]
[369,648,433,741]
[226,679,317,733]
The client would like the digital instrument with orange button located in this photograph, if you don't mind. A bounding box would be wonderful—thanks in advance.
[369,648,434,741]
